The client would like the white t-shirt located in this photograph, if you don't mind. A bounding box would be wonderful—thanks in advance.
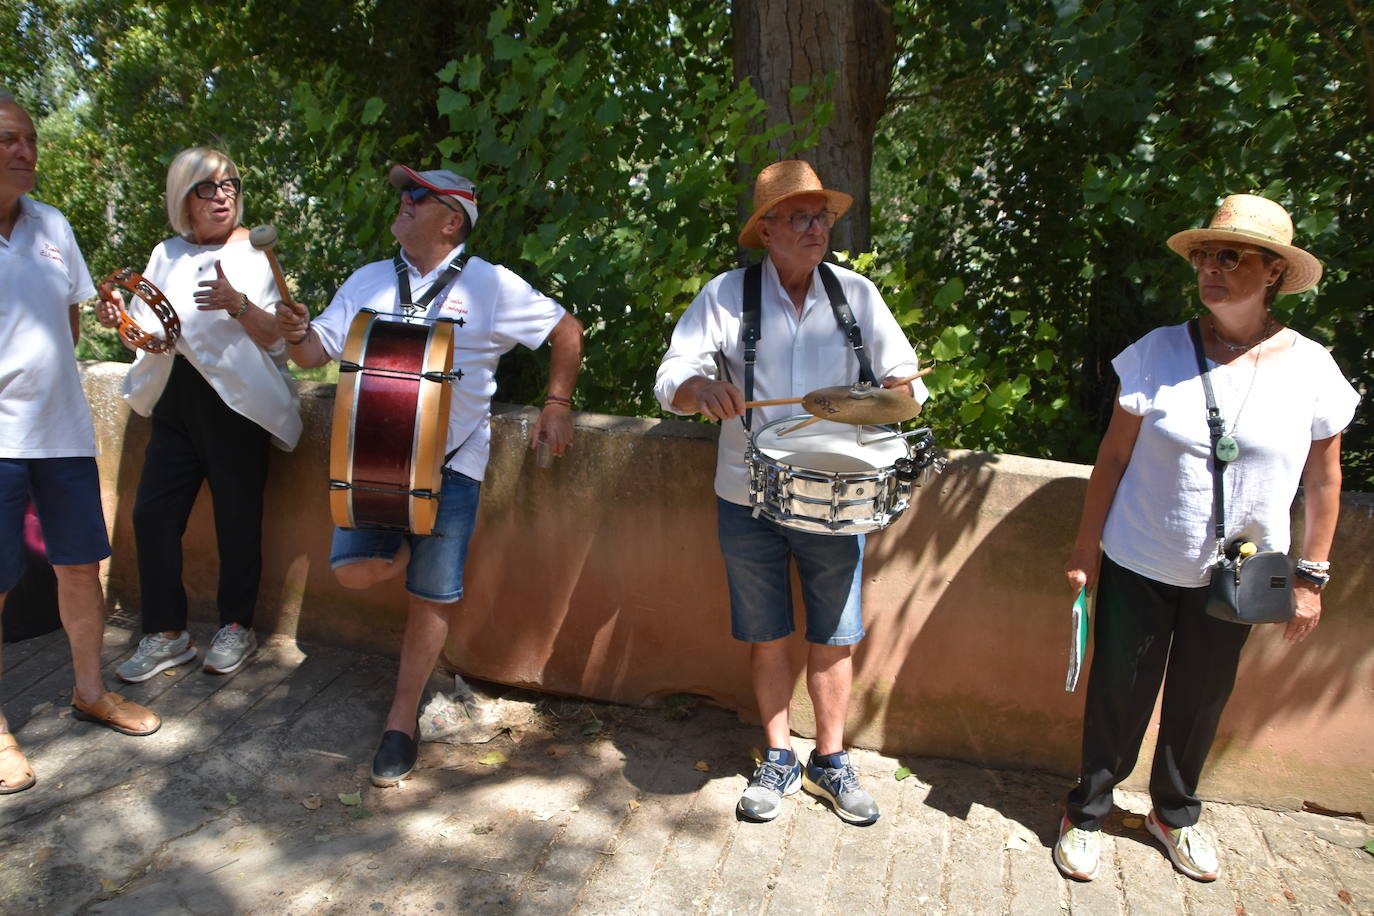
[654,258,925,505]
[1103,322,1360,587]
[312,246,566,482]
[0,196,99,458]
[122,237,302,450]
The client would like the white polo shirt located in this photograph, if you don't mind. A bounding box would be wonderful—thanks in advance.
[0,196,99,458]
[312,245,566,482]
[121,236,302,450]
[655,258,926,505]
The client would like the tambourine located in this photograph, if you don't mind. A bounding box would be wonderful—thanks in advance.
[98,268,181,353]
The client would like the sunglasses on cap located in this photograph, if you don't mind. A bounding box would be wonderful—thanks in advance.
[400,186,460,213]
[1187,247,1261,272]
[190,178,242,200]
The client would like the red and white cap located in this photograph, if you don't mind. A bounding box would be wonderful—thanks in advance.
[389,164,478,227]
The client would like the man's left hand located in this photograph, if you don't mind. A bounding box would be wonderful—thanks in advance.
[880,375,914,398]
[531,402,574,457]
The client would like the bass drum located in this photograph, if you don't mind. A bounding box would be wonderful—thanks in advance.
[329,310,457,535]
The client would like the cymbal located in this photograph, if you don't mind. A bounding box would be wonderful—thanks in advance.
[801,383,921,425]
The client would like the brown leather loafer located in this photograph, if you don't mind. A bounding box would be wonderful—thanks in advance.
[0,734,36,794]
[71,690,161,736]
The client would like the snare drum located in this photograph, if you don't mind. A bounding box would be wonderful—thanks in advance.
[747,416,917,535]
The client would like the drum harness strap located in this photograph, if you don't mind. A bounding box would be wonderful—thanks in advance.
[392,252,473,472]
[739,260,877,432]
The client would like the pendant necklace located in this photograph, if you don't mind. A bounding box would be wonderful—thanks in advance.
[1210,317,1270,462]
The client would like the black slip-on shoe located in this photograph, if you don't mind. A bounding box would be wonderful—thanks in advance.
[370,730,418,787]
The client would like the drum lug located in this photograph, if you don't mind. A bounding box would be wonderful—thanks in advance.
[339,361,362,374]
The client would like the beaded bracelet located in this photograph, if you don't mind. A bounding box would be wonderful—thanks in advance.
[1296,559,1331,572]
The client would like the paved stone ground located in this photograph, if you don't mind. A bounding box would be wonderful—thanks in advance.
[2,611,1371,915]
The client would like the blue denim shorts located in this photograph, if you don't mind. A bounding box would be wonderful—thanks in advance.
[716,497,866,645]
[0,457,112,591]
[329,470,480,604]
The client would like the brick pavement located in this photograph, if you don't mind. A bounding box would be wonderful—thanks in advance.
[1,612,1370,915]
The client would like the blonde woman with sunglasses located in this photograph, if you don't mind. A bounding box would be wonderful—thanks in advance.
[96,147,301,686]
[1054,195,1358,883]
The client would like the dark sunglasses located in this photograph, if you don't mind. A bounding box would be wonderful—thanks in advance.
[400,186,460,213]
[190,178,242,200]
[1188,247,1258,272]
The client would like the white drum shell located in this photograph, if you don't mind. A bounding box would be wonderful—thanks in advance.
[747,416,913,535]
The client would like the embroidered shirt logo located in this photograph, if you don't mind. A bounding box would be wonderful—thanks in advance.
[440,294,468,315]
[38,242,65,266]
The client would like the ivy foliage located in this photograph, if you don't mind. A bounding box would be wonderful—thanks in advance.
[872,0,1372,485]
[3,0,1369,486]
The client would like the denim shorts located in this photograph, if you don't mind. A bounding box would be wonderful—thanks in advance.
[716,497,866,645]
[329,469,480,604]
[0,457,112,591]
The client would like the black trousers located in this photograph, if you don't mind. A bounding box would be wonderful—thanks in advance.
[134,356,271,633]
[1066,554,1251,830]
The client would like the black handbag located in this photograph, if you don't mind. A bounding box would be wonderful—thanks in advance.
[1187,320,1295,625]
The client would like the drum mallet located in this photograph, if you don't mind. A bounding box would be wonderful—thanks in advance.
[249,224,296,310]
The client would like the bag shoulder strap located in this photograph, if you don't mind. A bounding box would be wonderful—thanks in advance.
[1187,319,1228,543]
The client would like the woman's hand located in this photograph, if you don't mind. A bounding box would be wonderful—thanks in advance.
[194,261,243,313]
[1283,581,1322,643]
[94,287,124,329]
[1064,543,1100,593]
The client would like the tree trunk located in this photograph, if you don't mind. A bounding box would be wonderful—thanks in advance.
[732,0,896,255]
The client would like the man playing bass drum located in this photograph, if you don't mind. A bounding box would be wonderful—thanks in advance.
[277,165,583,787]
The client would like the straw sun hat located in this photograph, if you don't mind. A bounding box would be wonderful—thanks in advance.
[738,160,853,250]
[1165,193,1322,294]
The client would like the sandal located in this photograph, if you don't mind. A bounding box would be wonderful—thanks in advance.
[71,690,161,737]
[0,734,36,794]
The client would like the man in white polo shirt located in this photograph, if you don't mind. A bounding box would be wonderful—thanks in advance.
[0,90,161,795]
[278,164,583,787]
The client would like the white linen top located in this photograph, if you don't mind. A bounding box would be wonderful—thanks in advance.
[1103,322,1360,587]
[0,196,99,458]
[311,245,566,482]
[122,237,302,450]
[654,258,925,506]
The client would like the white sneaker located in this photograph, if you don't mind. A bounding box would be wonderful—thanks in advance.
[1054,815,1101,881]
[116,631,197,683]
[203,624,257,675]
[1146,810,1218,881]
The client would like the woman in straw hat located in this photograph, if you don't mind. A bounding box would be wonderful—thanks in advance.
[1053,195,1359,883]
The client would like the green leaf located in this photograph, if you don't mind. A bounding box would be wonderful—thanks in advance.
[338,792,362,807]
[478,750,508,766]
[348,808,374,819]
[894,766,913,781]
[933,277,964,308]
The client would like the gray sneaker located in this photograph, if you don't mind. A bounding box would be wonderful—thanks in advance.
[803,750,879,825]
[204,624,257,675]
[737,748,802,822]
[117,631,197,683]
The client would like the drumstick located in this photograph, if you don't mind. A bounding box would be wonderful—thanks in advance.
[249,224,295,309]
[775,415,825,437]
[741,396,805,409]
[890,366,936,386]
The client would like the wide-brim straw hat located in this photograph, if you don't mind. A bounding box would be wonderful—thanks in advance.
[738,160,853,250]
[1165,193,1322,294]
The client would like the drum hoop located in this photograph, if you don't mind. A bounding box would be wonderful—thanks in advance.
[99,268,181,354]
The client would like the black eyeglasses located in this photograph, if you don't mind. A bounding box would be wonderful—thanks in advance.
[401,187,460,213]
[190,178,242,200]
[764,210,838,233]
[1188,247,1259,272]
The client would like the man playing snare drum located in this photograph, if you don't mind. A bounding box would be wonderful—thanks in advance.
[654,160,927,825]
[277,165,583,787]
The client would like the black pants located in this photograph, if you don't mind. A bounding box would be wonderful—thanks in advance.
[1066,555,1251,830]
[134,356,270,633]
